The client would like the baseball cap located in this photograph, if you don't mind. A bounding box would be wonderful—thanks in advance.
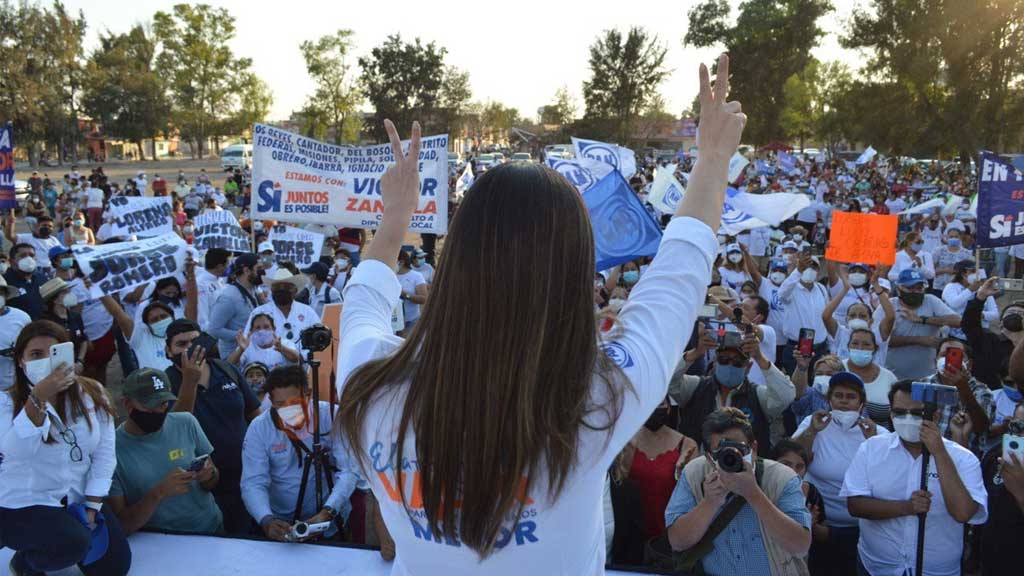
[848,263,869,272]
[877,278,892,292]
[829,371,865,393]
[781,241,798,252]
[48,245,72,261]
[233,253,258,271]
[257,241,275,254]
[725,243,741,254]
[302,261,329,281]
[953,260,976,273]
[123,368,177,408]
[897,268,927,287]
[769,259,788,272]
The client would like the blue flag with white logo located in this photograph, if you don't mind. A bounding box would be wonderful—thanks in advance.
[976,151,1024,248]
[572,137,637,179]
[0,123,14,210]
[546,156,613,194]
[777,151,796,173]
[583,171,662,271]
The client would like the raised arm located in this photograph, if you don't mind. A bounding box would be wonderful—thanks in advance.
[822,275,850,337]
[99,295,135,340]
[184,258,198,322]
[3,212,16,243]
[741,243,763,287]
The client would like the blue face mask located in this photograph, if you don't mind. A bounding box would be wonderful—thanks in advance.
[715,363,747,389]
[149,317,173,338]
[947,238,961,248]
[1005,386,1023,403]
[911,242,924,252]
[59,257,74,270]
[622,271,640,285]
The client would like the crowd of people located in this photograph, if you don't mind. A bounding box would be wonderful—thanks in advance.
[1,117,1024,575]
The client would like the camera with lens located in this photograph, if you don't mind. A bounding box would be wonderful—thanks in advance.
[299,323,332,353]
[712,439,751,474]
[288,520,332,542]
[1008,419,1024,436]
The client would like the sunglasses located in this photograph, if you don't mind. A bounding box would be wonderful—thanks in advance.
[716,355,748,368]
[890,408,925,418]
[284,322,293,341]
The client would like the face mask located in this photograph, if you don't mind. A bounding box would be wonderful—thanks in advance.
[183,226,194,235]
[414,257,425,266]
[848,318,870,332]
[801,268,818,284]
[149,317,172,338]
[276,403,306,429]
[900,291,924,307]
[18,257,36,274]
[1004,386,1023,403]
[910,242,923,252]
[23,357,51,386]
[715,363,747,389]
[1002,313,1023,332]
[622,271,639,285]
[848,272,868,287]
[261,256,275,267]
[727,253,743,264]
[250,271,263,286]
[792,234,803,242]
[251,329,275,348]
[812,375,831,395]
[0,262,7,274]
[769,271,787,285]
[643,408,670,432]
[36,226,51,238]
[848,348,874,367]
[57,257,75,270]
[130,409,168,434]
[831,409,861,429]
[271,290,294,307]
[892,414,923,443]
[335,259,349,270]
[935,356,947,375]
[73,219,84,228]
[966,273,977,284]
[62,293,78,309]
[254,221,264,231]
[947,238,961,248]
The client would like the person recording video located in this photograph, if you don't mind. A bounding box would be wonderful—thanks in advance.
[241,365,360,542]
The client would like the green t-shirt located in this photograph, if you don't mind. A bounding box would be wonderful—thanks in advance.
[111,412,224,534]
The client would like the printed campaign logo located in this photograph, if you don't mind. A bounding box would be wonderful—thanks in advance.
[665,182,684,209]
[257,180,282,213]
[601,341,635,368]
[550,159,595,192]
[579,141,620,170]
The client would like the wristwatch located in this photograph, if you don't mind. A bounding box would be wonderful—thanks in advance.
[322,506,337,520]
[84,501,103,513]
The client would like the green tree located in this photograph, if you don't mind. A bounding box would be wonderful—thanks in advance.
[843,0,1024,159]
[685,0,833,145]
[582,27,668,144]
[779,60,820,151]
[437,67,473,137]
[153,3,253,158]
[359,34,447,141]
[300,30,362,145]
[481,102,521,140]
[231,72,273,136]
[539,86,577,125]
[82,25,171,161]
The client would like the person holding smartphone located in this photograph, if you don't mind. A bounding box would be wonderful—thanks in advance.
[0,320,130,576]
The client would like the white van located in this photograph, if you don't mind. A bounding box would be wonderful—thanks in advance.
[221,144,253,170]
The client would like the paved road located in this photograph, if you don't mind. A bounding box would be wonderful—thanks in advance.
[15,157,231,186]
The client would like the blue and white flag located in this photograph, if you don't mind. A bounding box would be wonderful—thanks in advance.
[0,123,14,210]
[583,171,662,270]
[572,137,637,179]
[648,164,686,214]
[454,163,474,200]
[856,146,877,165]
[754,159,774,176]
[719,189,810,235]
[547,156,613,194]
[976,151,1024,248]
[778,151,796,173]
[728,152,750,183]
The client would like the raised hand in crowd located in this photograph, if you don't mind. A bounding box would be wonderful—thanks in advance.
[857,416,878,439]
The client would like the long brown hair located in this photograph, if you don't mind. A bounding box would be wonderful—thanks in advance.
[9,320,112,438]
[339,163,624,556]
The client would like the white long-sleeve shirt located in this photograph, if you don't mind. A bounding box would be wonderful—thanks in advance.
[941,282,998,340]
[0,385,116,508]
[887,249,935,285]
[778,270,829,344]
[335,216,716,576]
[241,401,360,524]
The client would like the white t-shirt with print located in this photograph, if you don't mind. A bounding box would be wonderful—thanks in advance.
[129,323,171,372]
[396,269,427,323]
[0,306,32,390]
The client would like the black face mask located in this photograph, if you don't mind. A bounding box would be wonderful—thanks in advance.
[272,290,294,306]
[900,291,924,308]
[1003,313,1023,333]
[159,294,179,305]
[130,409,168,434]
[643,408,671,432]
[36,226,52,238]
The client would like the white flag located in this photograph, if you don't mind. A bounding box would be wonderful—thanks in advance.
[571,137,637,179]
[455,163,474,200]
[856,146,877,165]
[648,165,686,213]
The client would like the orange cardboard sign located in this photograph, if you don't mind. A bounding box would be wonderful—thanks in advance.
[312,303,342,404]
[825,212,899,266]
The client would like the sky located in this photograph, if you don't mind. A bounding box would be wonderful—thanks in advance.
[66,0,869,122]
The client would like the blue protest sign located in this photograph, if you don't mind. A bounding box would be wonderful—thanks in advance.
[777,151,796,173]
[976,151,1024,248]
[583,171,662,270]
[0,123,15,210]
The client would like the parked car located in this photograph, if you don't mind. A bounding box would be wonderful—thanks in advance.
[14,179,28,207]
[511,153,532,163]
[492,152,505,164]
[476,153,496,172]
[221,143,253,171]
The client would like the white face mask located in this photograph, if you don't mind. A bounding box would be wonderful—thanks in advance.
[769,271,787,285]
[18,257,36,274]
[792,234,803,242]
[801,268,818,284]
[0,262,7,274]
[0,295,5,309]
[62,293,78,309]
[892,414,923,443]
[848,272,868,287]
[727,252,743,264]
[830,409,861,429]
[23,357,51,386]
[812,375,831,395]
[966,273,978,284]
[277,403,305,429]
[848,318,870,331]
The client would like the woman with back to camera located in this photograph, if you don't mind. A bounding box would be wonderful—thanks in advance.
[336,54,746,574]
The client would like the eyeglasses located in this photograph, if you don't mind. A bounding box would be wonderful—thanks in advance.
[890,408,925,418]
[57,422,83,463]
[716,356,748,368]
[284,322,293,341]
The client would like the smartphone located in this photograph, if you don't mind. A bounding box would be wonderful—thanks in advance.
[187,454,211,472]
[187,332,218,361]
[50,342,75,372]
[944,347,964,373]
[798,328,815,356]
[699,304,718,319]
[1004,434,1024,464]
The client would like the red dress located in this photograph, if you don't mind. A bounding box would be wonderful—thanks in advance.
[630,443,681,540]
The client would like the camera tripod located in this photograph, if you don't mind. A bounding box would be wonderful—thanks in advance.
[290,347,334,524]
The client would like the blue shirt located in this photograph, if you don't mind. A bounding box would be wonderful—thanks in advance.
[664,473,811,576]
[790,388,830,425]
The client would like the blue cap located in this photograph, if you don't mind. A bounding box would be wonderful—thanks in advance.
[769,259,788,272]
[829,371,865,392]
[897,268,927,287]
[48,245,72,261]
[848,262,869,272]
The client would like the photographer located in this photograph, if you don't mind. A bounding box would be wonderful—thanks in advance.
[670,325,796,455]
[972,277,1024,391]
[980,402,1024,576]
[665,407,811,574]
[164,318,261,534]
[245,269,319,355]
[241,365,359,542]
[840,380,987,576]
